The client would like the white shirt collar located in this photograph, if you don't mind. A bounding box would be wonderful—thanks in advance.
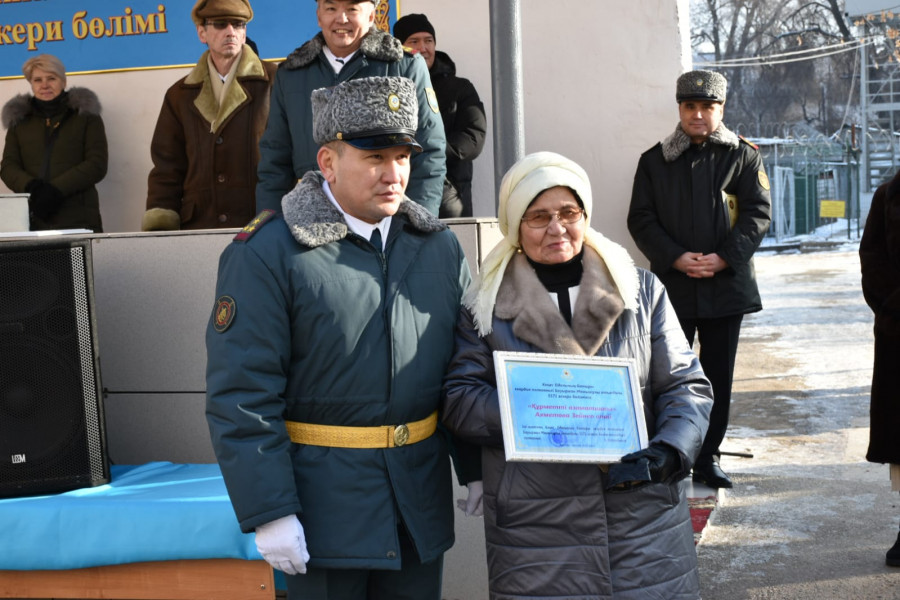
[322,47,358,74]
[323,180,390,250]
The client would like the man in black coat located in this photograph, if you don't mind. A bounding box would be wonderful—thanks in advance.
[393,13,486,218]
[627,70,772,489]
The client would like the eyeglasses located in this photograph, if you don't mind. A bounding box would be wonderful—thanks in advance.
[521,207,585,229]
[206,20,247,30]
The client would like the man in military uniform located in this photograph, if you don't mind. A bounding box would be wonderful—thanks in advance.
[254,0,446,217]
[206,75,480,600]
[627,70,772,489]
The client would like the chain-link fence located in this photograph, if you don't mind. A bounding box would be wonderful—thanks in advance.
[736,124,865,242]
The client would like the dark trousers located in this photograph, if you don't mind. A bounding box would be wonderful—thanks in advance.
[284,526,443,600]
[680,314,744,462]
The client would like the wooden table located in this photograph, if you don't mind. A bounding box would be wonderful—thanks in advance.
[0,558,274,599]
[0,463,275,600]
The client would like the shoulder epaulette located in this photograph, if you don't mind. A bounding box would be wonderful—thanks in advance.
[739,135,759,150]
[234,209,277,242]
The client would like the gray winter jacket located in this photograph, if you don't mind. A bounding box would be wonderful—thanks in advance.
[442,247,713,599]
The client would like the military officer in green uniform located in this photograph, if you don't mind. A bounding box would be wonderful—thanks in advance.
[206,75,481,600]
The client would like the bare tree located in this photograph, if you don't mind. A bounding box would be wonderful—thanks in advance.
[691,0,856,137]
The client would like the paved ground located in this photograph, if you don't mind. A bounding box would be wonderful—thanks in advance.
[696,248,900,599]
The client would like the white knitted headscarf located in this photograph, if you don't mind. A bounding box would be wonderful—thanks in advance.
[464,151,639,336]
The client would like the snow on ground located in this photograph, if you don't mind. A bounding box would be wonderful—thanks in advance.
[720,220,875,475]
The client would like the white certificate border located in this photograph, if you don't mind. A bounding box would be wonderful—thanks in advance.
[493,351,648,463]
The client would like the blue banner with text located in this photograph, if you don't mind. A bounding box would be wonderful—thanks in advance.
[0,0,396,78]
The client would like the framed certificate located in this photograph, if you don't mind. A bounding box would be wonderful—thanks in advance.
[493,351,648,463]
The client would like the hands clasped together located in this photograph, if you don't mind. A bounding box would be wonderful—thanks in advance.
[673,252,728,279]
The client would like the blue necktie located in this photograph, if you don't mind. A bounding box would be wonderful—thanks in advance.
[370,227,382,252]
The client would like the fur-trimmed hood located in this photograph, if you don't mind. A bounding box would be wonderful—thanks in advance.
[661,121,739,162]
[281,170,445,248]
[282,28,404,70]
[493,247,628,357]
[2,87,101,130]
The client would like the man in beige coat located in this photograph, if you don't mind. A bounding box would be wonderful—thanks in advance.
[142,0,277,231]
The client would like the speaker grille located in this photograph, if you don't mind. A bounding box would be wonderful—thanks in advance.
[0,241,108,497]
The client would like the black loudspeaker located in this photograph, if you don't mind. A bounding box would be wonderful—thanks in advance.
[0,239,109,498]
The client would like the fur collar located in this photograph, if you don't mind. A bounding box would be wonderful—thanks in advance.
[185,47,269,133]
[281,171,446,248]
[661,122,739,162]
[493,248,625,356]
[283,29,404,70]
[2,87,101,129]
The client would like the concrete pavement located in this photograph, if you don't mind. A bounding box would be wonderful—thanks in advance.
[696,248,900,599]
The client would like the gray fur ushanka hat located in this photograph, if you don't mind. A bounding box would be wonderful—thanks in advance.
[676,69,727,103]
[311,76,422,151]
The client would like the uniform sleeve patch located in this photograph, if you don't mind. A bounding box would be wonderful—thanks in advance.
[213,295,236,333]
[758,170,770,191]
[425,88,440,114]
[234,209,277,242]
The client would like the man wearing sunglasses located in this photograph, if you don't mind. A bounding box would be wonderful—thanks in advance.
[142,0,277,231]
[254,0,446,218]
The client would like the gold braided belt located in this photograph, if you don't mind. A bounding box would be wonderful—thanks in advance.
[285,411,438,449]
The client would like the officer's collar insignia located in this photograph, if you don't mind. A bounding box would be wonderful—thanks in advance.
[234,209,277,242]
[213,295,236,333]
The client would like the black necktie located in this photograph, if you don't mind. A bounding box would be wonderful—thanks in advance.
[369,227,382,252]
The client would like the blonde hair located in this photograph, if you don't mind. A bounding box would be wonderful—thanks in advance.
[22,54,67,88]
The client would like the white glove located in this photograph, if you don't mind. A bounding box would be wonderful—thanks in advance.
[255,514,310,575]
[456,480,484,517]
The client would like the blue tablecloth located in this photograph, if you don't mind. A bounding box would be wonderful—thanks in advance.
[0,462,261,570]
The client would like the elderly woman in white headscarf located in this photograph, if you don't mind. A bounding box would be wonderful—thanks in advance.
[442,152,713,600]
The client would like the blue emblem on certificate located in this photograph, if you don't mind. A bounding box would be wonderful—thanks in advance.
[493,352,648,463]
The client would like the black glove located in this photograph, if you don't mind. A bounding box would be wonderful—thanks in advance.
[606,443,681,491]
[27,179,65,221]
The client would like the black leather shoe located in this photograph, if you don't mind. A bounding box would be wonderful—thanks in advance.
[887,530,900,567]
[692,460,733,489]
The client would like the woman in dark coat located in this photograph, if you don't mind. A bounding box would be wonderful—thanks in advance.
[442,152,713,599]
[1,53,108,232]
[859,170,900,567]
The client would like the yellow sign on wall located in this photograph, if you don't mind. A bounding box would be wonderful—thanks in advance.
[820,200,846,218]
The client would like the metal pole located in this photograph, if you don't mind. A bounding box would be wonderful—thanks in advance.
[489,0,525,212]
[774,142,781,242]
[860,33,870,193]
